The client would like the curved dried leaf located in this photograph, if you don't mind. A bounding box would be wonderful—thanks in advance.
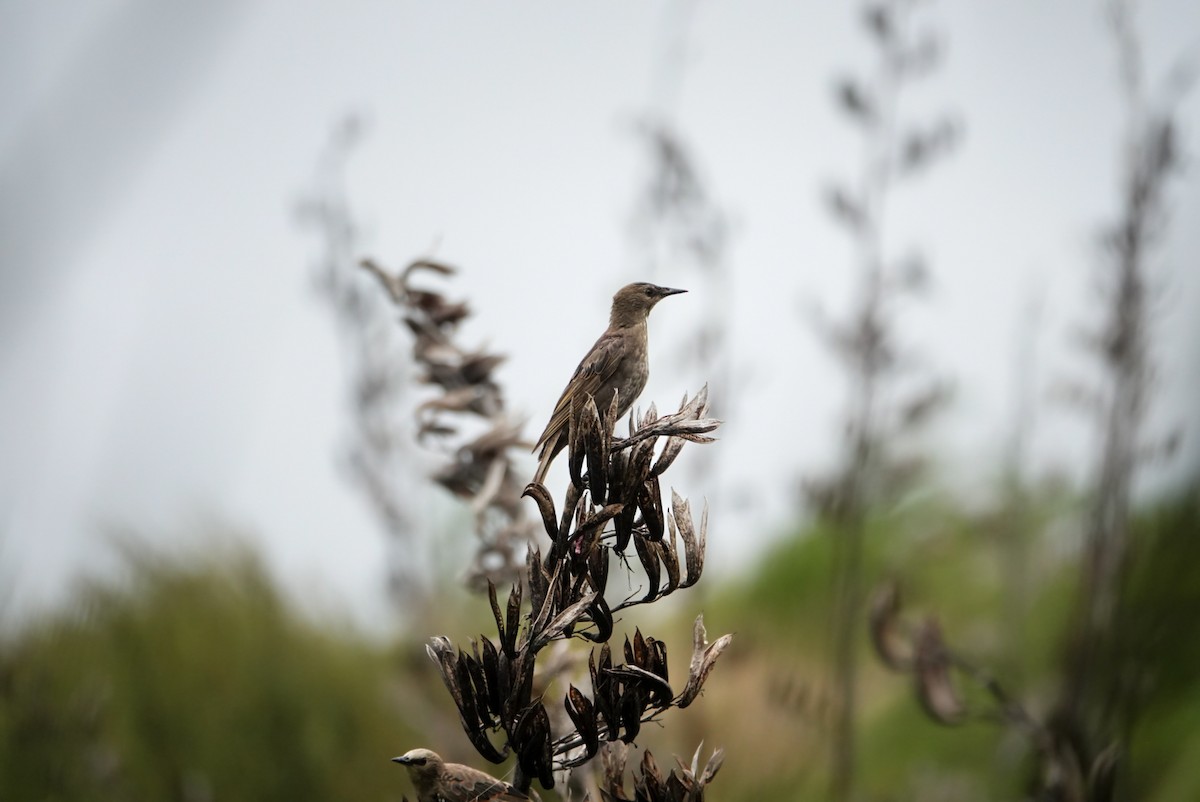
[648,637,669,683]
[532,591,598,651]
[634,534,662,602]
[608,664,673,707]
[630,629,647,667]
[582,594,614,643]
[580,395,609,503]
[487,581,505,645]
[527,547,549,622]
[400,258,457,282]
[607,447,630,534]
[504,582,522,656]
[601,740,630,789]
[639,474,665,542]
[480,637,503,715]
[575,503,626,548]
[660,530,680,597]
[558,481,583,543]
[505,653,536,721]
[588,538,610,595]
[614,498,637,554]
[514,703,555,790]
[640,749,664,793]
[700,747,725,785]
[590,645,618,734]
[568,393,585,489]
[690,384,711,415]
[673,493,707,589]
[522,483,559,542]
[678,615,733,708]
[565,685,600,762]
[914,617,967,725]
[459,352,505,385]
[531,561,565,634]
[619,690,642,743]
[668,771,692,800]
[463,647,495,727]
[605,388,621,442]
[650,436,686,478]
[627,439,657,492]
[869,581,913,671]
[640,402,659,430]
[454,653,483,730]
[427,637,459,695]
[647,388,711,477]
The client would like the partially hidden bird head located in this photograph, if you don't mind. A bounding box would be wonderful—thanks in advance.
[391,748,443,782]
[610,282,686,328]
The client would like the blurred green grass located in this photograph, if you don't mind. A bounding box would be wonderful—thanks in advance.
[0,546,418,801]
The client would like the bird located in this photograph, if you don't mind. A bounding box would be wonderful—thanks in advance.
[531,282,686,486]
[392,748,530,802]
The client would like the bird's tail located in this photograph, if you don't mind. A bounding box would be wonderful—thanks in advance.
[532,451,551,486]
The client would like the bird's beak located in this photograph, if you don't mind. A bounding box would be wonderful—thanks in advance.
[658,286,687,297]
[391,756,410,765]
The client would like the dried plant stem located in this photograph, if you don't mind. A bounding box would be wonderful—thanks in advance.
[423,377,728,796]
[296,119,424,611]
[1056,0,1187,777]
[829,17,901,802]
[814,3,960,797]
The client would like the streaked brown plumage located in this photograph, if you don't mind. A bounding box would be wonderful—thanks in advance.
[392,748,529,802]
[532,282,686,485]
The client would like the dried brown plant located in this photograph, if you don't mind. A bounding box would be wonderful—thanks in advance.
[867,581,1114,802]
[596,741,724,802]
[1051,0,1192,793]
[867,7,1191,797]
[360,257,536,590]
[805,2,958,798]
[355,258,731,794]
[296,118,425,607]
[424,380,730,793]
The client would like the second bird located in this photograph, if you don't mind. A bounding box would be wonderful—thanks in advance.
[531,282,686,485]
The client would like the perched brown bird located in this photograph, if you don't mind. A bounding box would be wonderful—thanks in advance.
[532,282,686,485]
[392,748,529,802]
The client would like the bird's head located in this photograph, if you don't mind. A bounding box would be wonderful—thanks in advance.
[610,282,686,327]
[392,748,444,781]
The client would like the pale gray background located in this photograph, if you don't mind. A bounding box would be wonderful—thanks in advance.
[2,0,1198,628]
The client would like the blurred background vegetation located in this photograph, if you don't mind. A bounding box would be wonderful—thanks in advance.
[3,485,1198,800]
[3,1,1199,801]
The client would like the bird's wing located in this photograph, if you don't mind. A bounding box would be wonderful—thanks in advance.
[440,767,529,802]
[532,330,625,456]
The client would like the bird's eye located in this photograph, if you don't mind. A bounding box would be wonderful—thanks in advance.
[644,287,654,296]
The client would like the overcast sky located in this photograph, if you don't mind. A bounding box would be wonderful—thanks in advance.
[2,0,1198,630]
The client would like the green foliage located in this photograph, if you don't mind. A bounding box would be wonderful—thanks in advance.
[0,545,414,802]
[1120,490,1200,801]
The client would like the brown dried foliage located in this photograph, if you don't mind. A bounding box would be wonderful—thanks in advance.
[361,257,537,588]
[395,295,730,792]
[811,3,959,799]
[868,581,1127,801]
[298,120,427,605]
[595,741,724,802]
